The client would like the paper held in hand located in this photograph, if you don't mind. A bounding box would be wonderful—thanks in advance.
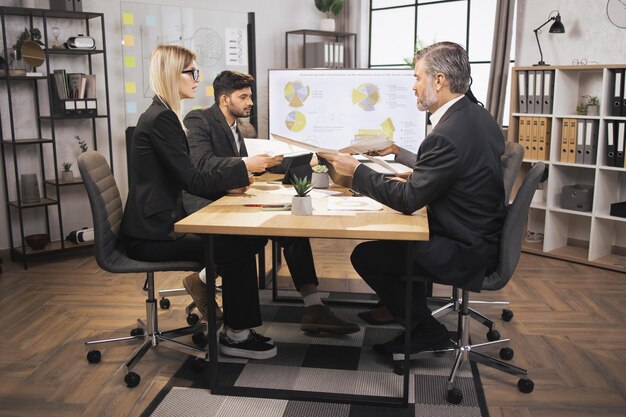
[270,133,410,176]
[270,133,392,154]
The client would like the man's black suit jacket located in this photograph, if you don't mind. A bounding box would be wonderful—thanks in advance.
[182,104,252,214]
[122,97,249,241]
[351,96,506,291]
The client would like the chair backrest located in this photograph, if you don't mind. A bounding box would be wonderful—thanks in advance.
[501,141,524,203]
[78,151,124,271]
[482,162,545,291]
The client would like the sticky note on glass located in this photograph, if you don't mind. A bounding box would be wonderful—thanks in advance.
[123,34,134,47]
[124,56,136,68]
[145,15,156,26]
[125,82,136,94]
[126,102,137,114]
[205,86,214,97]
[122,13,134,25]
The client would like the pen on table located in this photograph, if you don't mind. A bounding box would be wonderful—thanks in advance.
[243,203,263,207]
[348,188,363,197]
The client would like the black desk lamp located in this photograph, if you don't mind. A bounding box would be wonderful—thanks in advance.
[533,10,565,66]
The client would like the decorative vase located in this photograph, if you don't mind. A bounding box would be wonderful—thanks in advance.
[532,187,544,203]
[311,172,329,189]
[586,105,599,116]
[320,18,335,32]
[291,196,313,215]
[61,170,74,182]
[20,173,40,203]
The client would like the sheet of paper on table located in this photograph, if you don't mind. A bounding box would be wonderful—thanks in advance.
[327,196,383,211]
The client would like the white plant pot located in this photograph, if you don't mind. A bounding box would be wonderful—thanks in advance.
[320,18,335,32]
[311,172,329,189]
[586,105,599,116]
[61,171,74,182]
[291,196,313,216]
[532,188,544,203]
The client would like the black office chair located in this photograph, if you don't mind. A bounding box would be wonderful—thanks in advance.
[398,161,544,404]
[78,151,207,388]
[429,141,525,339]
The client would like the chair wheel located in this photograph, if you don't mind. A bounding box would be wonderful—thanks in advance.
[124,372,141,388]
[499,347,514,360]
[502,309,514,321]
[87,350,101,363]
[487,329,500,341]
[159,297,171,309]
[517,378,534,393]
[192,332,207,347]
[447,387,463,404]
[130,327,144,337]
[187,313,200,325]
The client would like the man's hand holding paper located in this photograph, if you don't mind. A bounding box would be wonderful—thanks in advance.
[317,152,360,177]
[243,154,283,173]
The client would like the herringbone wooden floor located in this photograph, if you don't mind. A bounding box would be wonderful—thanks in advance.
[0,239,624,417]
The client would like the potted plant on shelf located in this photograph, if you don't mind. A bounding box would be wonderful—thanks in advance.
[61,162,73,182]
[315,0,344,32]
[291,175,313,215]
[311,164,330,188]
[584,95,600,116]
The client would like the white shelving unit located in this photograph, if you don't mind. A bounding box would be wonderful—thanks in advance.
[509,65,626,273]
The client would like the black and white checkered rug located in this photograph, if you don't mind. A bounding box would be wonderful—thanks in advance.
[141,292,489,417]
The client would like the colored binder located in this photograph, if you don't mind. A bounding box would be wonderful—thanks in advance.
[583,119,598,165]
[606,121,616,167]
[537,117,551,160]
[567,118,577,163]
[525,116,533,157]
[518,70,528,113]
[613,69,624,116]
[528,71,536,114]
[530,117,539,160]
[542,70,554,114]
[617,122,625,167]
[534,72,543,113]
[561,119,570,162]
[518,117,528,155]
[575,119,585,164]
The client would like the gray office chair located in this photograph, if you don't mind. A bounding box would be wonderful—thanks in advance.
[78,151,207,388]
[397,162,544,404]
[429,141,525,338]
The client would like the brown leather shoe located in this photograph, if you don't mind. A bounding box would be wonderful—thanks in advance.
[301,305,360,334]
[183,273,222,320]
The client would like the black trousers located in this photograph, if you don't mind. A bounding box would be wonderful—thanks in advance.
[249,236,318,291]
[125,233,262,331]
[351,240,432,327]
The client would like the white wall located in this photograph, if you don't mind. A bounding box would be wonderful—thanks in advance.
[0,0,365,250]
[515,0,626,66]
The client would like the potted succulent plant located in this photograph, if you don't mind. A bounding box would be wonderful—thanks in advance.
[311,164,330,188]
[315,0,344,32]
[61,162,73,182]
[291,175,313,215]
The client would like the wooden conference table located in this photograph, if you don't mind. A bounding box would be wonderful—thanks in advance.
[175,180,429,406]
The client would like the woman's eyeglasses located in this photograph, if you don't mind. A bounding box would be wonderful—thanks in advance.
[181,68,200,81]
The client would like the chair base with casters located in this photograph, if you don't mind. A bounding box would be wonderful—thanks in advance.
[84,270,209,388]
[393,288,533,404]
[429,287,512,341]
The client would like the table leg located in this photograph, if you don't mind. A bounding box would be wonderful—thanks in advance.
[203,234,218,389]
[402,241,414,406]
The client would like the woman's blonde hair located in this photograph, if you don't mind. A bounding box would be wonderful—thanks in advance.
[149,44,195,128]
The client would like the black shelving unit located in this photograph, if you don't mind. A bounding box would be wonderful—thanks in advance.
[285,29,357,69]
[0,6,112,268]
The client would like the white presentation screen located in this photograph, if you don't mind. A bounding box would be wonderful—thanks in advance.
[268,69,426,153]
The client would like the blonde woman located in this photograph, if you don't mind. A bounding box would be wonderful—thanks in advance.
[122,44,276,360]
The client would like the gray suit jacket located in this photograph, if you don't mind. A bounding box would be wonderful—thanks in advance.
[182,104,253,214]
[351,96,506,291]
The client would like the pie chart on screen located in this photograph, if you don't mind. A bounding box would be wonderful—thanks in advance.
[284,80,310,107]
[285,111,306,132]
[352,83,379,111]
